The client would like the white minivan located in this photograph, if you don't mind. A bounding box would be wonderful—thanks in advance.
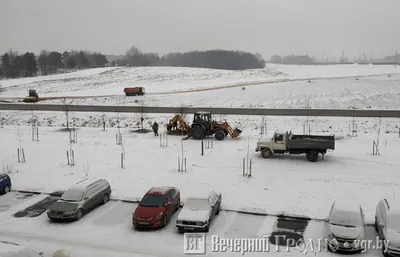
[326,200,366,252]
[375,198,400,256]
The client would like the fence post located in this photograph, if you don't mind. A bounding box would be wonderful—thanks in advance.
[184,158,187,172]
[18,148,20,162]
[178,156,181,172]
[201,140,204,156]
[249,159,252,177]
[66,150,69,165]
[243,158,245,176]
[22,149,25,162]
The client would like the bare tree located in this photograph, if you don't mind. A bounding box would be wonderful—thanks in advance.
[125,46,141,66]
[136,103,148,132]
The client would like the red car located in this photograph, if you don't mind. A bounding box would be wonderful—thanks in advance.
[132,186,180,229]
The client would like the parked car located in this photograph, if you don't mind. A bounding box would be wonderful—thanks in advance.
[176,191,222,233]
[132,186,180,229]
[47,179,111,221]
[375,199,400,256]
[0,173,11,194]
[0,241,70,257]
[326,200,366,252]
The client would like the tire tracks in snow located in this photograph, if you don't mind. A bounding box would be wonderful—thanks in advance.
[0,229,173,257]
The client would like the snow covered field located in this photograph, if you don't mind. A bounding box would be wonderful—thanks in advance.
[1,65,400,255]
[0,64,399,110]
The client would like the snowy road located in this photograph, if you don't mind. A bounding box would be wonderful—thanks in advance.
[0,192,385,256]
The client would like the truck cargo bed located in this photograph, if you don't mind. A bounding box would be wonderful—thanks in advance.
[288,134,335,150]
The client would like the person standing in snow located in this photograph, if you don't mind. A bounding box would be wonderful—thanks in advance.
[152,121,159,136]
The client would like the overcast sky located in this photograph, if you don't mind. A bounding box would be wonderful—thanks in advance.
[0,0,399,60]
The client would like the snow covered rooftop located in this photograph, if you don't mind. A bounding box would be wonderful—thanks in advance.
[148,186,174,194]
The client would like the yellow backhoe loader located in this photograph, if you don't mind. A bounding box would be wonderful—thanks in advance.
[166,114,190,135]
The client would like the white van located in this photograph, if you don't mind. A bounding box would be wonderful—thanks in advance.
[375,199,400,256]
[326,200,366,252]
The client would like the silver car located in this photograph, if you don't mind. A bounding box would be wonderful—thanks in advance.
[375,198,400,256]
[176,191,222,232]
[327,200,366,252]
[47,179,111,221]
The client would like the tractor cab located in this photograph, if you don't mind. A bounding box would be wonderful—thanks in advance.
[29,90,38,98]
[192,111,213,129]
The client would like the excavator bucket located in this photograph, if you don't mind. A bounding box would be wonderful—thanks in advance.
[232,128,242,138]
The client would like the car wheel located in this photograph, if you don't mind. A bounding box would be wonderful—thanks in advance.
[216,204,221,215]
[382,241,389,256]
[4,185,10,194]
[75,209,83,221]
[102,194,109,204]
[261,148,273,159]
[162,215,168,227]
[204,219,210,232]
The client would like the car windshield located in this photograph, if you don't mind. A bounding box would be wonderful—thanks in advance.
[185,198,209,210]
[140,194,164,207]
[330,210,362,227]
[61,188,84,202]
[388,215,400,231]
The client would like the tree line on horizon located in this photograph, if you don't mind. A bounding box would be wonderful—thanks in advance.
[0,50,108,79]
[116,46,265,70]
[0,46,265,79]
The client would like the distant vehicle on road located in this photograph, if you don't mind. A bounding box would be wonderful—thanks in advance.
[23,89,39,102]
[255,130,335,162]
[132,186,180,229]
[375,199,400,256]
[0,173,11,194]
[326,200,365,252]
[124,87,145,96]
[176,191,222,233]
[47,179,111,221]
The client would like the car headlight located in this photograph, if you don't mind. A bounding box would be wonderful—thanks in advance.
[155,212,163,219]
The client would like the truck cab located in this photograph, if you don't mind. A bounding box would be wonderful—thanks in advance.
[256,131,289,154]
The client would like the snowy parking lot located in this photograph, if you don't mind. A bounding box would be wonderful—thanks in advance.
[0,191,384,257]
